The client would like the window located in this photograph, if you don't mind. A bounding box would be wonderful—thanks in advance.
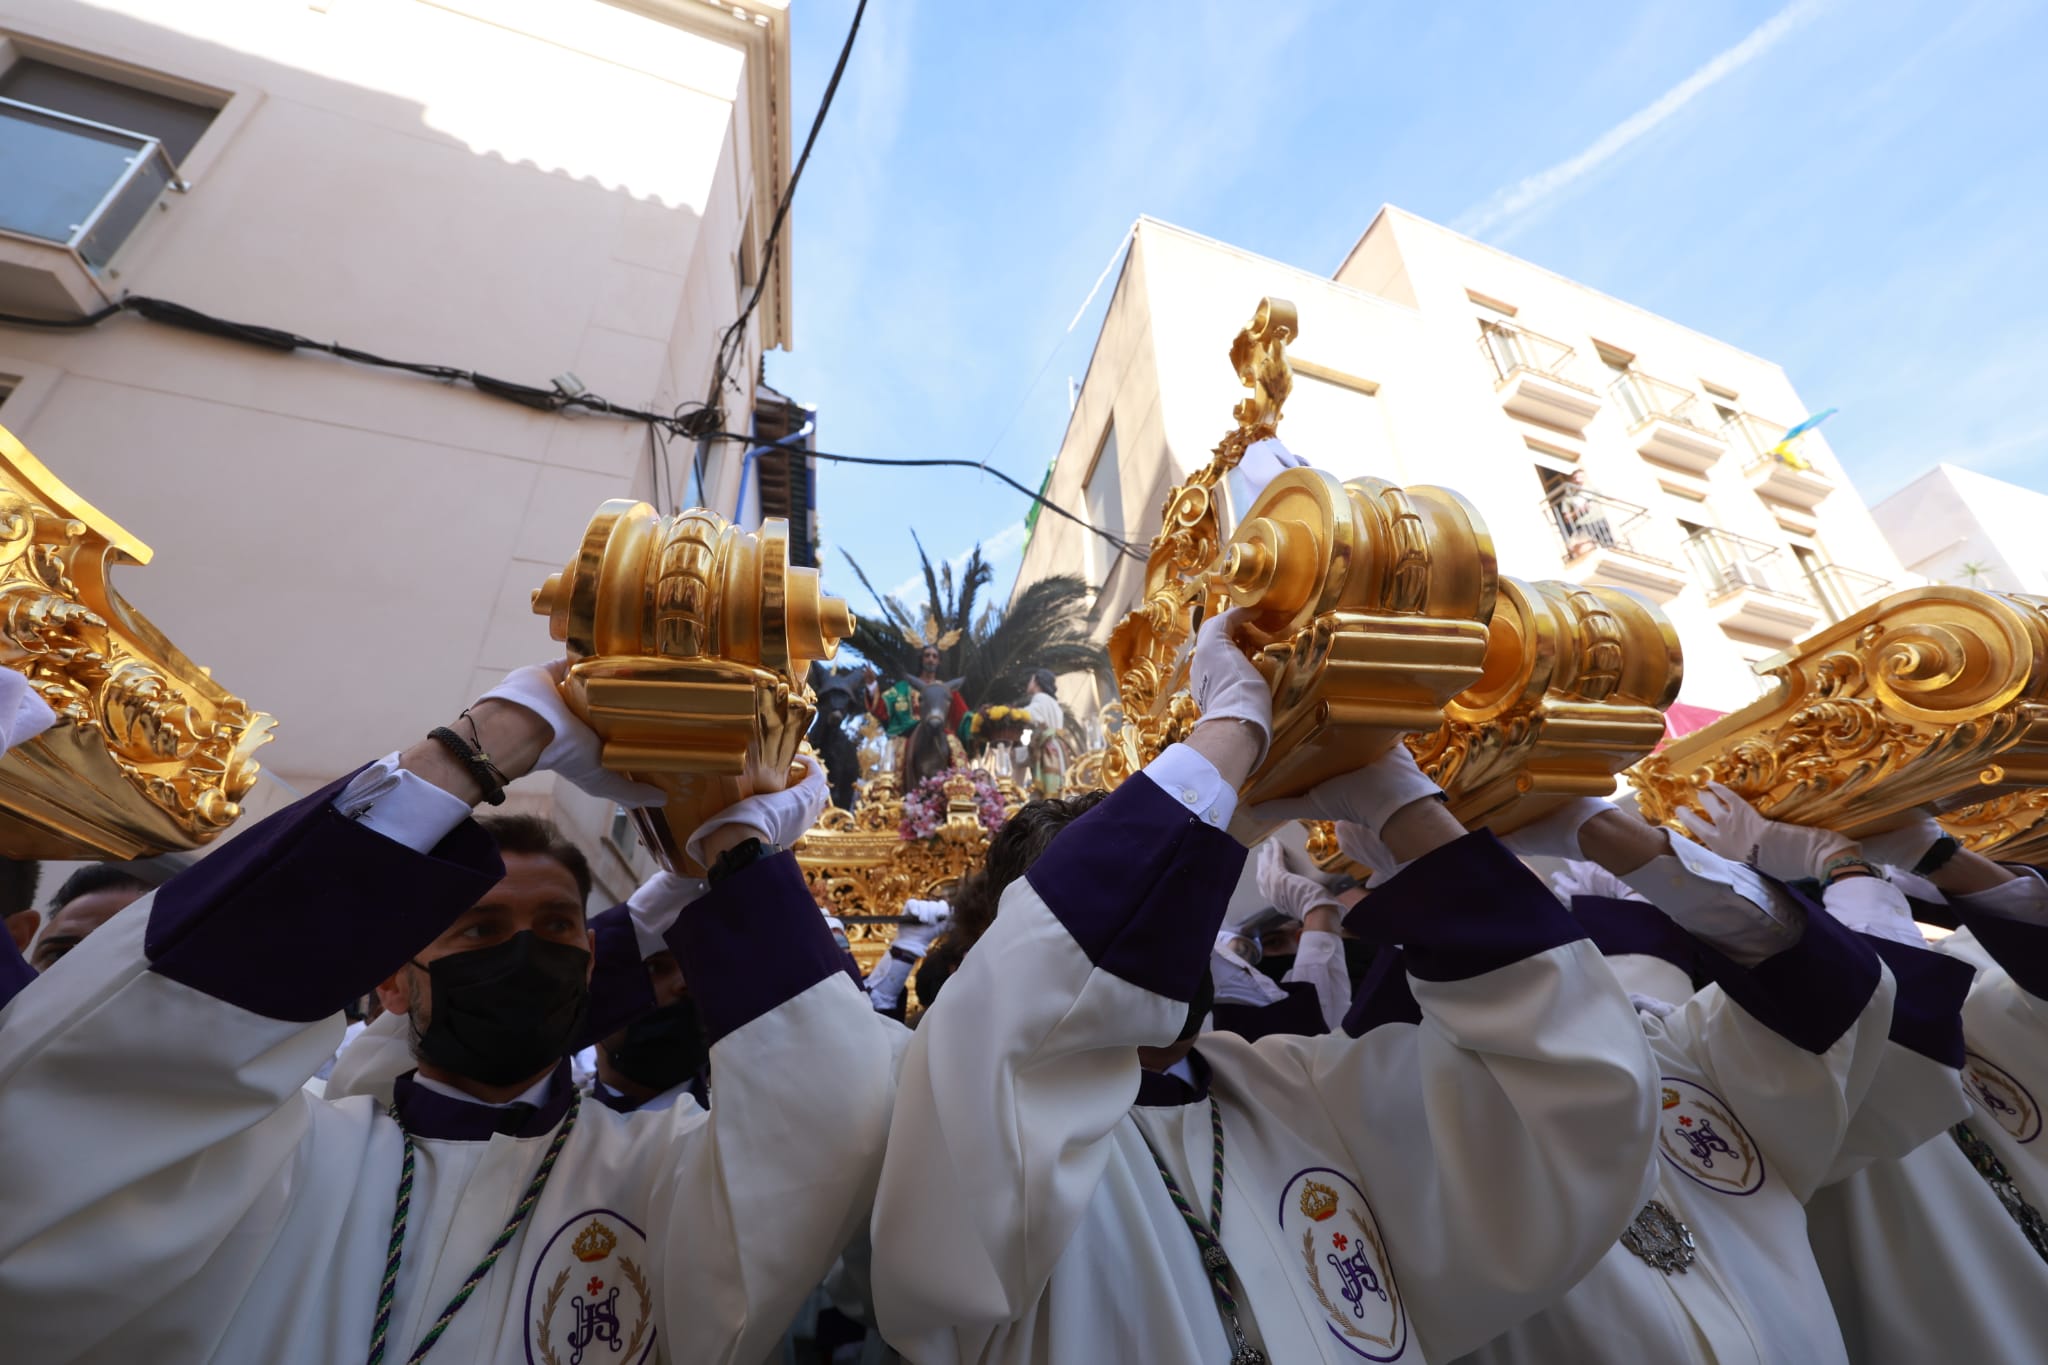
[1081,423,1122,584]
[0,56,217,268]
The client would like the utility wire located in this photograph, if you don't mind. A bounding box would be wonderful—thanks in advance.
[685,0,868,474]
[0,289,1148,563]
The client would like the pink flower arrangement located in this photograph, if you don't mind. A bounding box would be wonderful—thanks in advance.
[899,767,1009,839]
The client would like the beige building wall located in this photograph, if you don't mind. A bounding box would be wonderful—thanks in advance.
[1016,211,1913,735]
[0,0,792,899]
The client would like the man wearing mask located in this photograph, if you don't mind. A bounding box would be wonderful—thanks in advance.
[0,663,904,1365]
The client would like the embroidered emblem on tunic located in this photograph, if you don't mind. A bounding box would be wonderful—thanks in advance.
[1964,1051,2041,1144]
[1655,1077,1764,1195]
[1278,1167,1406,1361]
[526,1208,656,1365]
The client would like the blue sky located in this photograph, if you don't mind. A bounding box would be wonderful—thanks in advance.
[765,0,2048,610]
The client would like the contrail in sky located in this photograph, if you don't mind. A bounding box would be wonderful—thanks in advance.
[1455,0,1826,238]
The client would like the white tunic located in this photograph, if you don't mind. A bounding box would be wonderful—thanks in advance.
[1808,925,2048,1365]
[870,752,1658,1365]
[0,770,904,1365]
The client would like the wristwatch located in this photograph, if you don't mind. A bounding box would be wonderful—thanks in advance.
[706,836,782,886]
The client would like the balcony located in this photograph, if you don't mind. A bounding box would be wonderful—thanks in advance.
[1612,372,1726,475]
[1478,324,1601,433]
[0,96,181,316]
[1724,411,1835,514]
[1805,562,1892,624]
[1541,488,1688,602]
[1684,528,1823,643]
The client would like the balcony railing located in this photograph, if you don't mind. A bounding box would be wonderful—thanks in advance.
[0,96,181,270]
[1543,488,1664,562]
[1683,528,1808,601]
[1805,562,1892,623]
[1611,371,1712,433]
[1720,411,1825,474]
[1478,322,1578,384]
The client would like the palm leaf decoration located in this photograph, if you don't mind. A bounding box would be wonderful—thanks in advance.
[839,542,1110,708]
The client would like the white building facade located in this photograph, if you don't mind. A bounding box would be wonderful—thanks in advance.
[1871,464,2048,597]
[1017,209,1913,728]
[0,0,799,897]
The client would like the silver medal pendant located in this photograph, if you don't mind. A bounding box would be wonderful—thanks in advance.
[1619,1200,1697,1275]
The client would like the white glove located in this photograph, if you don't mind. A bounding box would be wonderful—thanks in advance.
[1550,859,1647,904]
[903,897,952,925]
[683,753,830,867]
[0,670,55,754]
[1822,875,1925,947]
[1242,741,1442,839]
[626,869,709,958]
[1189,606,1272,766]
[890,917,946,959]
[478,664,666,807]
[1856,812,1946,873]
[1629,993,1677,1020]
[1675,782,1854,883]
[1255,838,1341,922]
[1236,437,1310,506]
[1501,798,1617,862]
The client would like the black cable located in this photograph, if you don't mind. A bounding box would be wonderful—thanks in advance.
[0,292,1147,561]
[684,0,869,468]
[708,434,1149,563]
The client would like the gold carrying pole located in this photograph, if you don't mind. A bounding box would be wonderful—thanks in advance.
[531,501,852,874]
[0,424,274,859]
[1629,587,2048,839]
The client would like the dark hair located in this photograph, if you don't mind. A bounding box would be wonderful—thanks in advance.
[919,788,1110,994]
[1031,668,1058,698]
[50,863,153,911]
[475,814,593,908]
[0,858,39,918]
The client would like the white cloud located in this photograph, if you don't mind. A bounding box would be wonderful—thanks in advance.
[887,520,1030,602]
[1455,0,1826,239]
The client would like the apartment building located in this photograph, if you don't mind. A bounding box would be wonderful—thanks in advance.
[1871,464,2048,597]
[1016,209,1911,728]
[0,0,797,896]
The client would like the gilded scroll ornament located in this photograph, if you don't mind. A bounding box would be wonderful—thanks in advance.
[531,501,852,873]
[0,424,274,859]
[1413,578,1682,832]
[1100,298,1502,829]
[1629,588,2048,838]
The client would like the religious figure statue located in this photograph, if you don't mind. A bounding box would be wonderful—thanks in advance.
[1022,668,1070,798]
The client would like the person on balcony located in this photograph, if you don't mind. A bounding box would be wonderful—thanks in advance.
[1553,469,1616,555]
[869,609,1660,1365]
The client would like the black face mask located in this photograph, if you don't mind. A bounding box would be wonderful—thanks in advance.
[1254,953,1294,988]
[605,996,710,1095]
[412,931,590,1088]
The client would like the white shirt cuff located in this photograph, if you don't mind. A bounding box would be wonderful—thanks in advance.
[626,870,709,958]
[1955,867,2048,928]
[1141,743,1237,829]
[1823,876,1926,946]
[1291,927,1342,970]
[336,753,475,855]
[1621,837,1804,966]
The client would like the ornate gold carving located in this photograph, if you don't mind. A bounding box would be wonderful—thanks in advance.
[1629,587,2048,838]
[1099,299,1500,832]
[532,500,852,873]
[1103,298,1299,788]
[1941,790,2048,864]
[794,767,1025,1013]
[1412,578,1682,831]
[0,424,273,858]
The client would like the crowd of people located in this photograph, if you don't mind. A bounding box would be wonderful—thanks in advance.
[0,602,2042,1365]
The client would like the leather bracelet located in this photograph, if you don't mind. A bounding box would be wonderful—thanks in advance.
[427,725,507,806]
[1821,853,1881,886]
[706,835,780,886]
[1913,834,1961,877]
[888,943,921,965]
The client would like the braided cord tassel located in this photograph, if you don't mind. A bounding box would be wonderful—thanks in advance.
[1146,1098,1239,1318]
[364,1108,417,1365]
